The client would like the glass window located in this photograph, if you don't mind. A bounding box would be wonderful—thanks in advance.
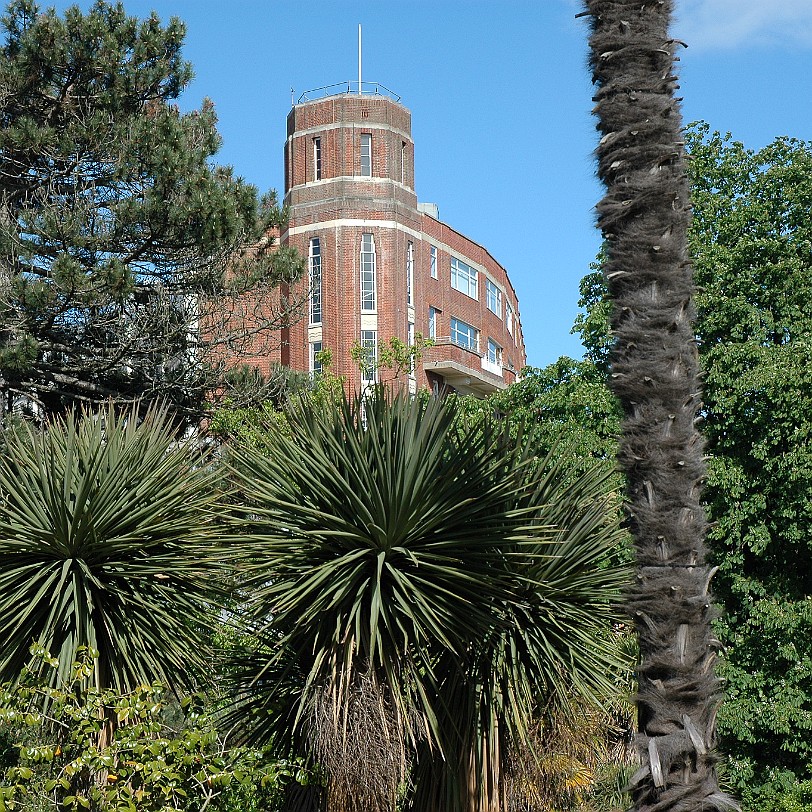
[360,330,377,384]
[310,340,323,375]
[313,137,322,180]
[428,306,438,340]
[309,237,322,325]
[450,317,478,351]
[506,302,514,336]
[408,322,415,375]
[487,338,502,366]
[406,241,414,306]
[360,133,372,177]
[451,257,478,299]
[430,245,437,279]
[486,280,502,316]
[360,233,376,311]
[401,142,406,184]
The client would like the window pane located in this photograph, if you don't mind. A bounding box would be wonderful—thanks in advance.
[450,317,478,351]
[450,257,478,299]
[360,134,372,177]
[309,238,321,324]
[486,280,501,315]
[313,137,322,180]
[361,329,377,383]
[360,233,376,311]
[310,340,323,374]
[430,246,437,279]
[407,242,414,306]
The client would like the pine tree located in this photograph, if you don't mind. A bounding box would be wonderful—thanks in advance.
[0,0,304,421]
[583,3,735,810]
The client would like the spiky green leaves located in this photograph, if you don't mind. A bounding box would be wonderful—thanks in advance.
[0,406,227,693]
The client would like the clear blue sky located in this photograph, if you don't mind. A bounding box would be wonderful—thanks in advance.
[45,0,812,367]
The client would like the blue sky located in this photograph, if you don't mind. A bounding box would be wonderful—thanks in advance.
[44,0,812,367]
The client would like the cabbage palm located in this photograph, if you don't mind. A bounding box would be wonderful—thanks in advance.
[226,390,630,812]
[0,406,227,693]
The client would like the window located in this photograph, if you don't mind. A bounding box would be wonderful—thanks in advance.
[428,306,439,340]
[408,322,415,375]
[360,330,377,384]
[486,279,502,316]
[430,245,437,279]
[310,341,323,375]
[487,338,502,366]
[406,241,414,306]
[360,133,372,177]
[309,237,322,325]
[401,141,406,184]
[506,302,514,336]
[451,257,478,299]
[450,317,478,352]
[360,233,376,311]
[313,137,322,180]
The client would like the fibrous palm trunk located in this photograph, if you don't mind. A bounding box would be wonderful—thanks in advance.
[583,3,736,810]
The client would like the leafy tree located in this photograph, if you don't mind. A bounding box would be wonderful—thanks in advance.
[576,123,812,809]
[583,2,731,811]
[224,389,630,812]
[0,646,306,812]
[0,404,227,694]
[0,0,304,422]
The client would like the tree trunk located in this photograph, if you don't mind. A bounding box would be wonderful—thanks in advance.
[583,2,736,810]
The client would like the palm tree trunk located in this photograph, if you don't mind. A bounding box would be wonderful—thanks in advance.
[583,2,736,810]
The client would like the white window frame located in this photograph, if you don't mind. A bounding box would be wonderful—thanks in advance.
[406,241,414,306]
[310,340,323,375]
[309,237,322,325]
[407,322,415,376]
[430,245,437,279]
[451,257,478,300]
[360,233,376,312]
[428,306,438,340]
[313,137,322,181]
[360,133,372,177]
[506,302,514,336]
[450,317,479,352]
[486,279,502,316]
[487,338,502,366]
[360,329,377,384]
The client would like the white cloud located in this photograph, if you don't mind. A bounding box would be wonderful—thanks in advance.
[674,0,812,50]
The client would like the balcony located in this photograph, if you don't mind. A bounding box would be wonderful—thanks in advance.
[423,338,506,397]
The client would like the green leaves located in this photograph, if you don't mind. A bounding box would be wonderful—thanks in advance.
[0,405,228,694]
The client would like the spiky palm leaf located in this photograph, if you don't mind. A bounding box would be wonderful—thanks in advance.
[0,405,227,692]
[411,448,631,812]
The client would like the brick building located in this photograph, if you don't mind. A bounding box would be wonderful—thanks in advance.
[251,84,525,396]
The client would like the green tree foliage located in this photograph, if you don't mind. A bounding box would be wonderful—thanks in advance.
[0,0,304,421]
[0,646,305,812]
[223,389,630,812]
[687,124,812,809]
[0,405,227,694]
[574,123,812,809]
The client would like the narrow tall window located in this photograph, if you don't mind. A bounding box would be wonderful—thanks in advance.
[487,338,502,366]
[506,302,515,337]
[406,241,414,306]
[450,317,478,352]
[451,257,478,299]
[428,306,438,340]
[310,340,323,375]
[313,137,322,180]
[361,330,377,384]
[486,279,502,316]
[401,141,406,184]
[309,237,322,325]
[430,245,437,279]
[360,133,372,177]
[408,322,415,375]
[360,233,376,311]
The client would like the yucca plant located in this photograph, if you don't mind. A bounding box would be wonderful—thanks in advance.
[0,405,227,694]
[225,390,631,812]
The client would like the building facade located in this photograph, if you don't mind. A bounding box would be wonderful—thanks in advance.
[254,85,525,396]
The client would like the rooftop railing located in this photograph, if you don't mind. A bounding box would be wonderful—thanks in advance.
[296,81,401,104]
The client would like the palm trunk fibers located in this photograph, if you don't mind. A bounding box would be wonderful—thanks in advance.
[584,3,736,810]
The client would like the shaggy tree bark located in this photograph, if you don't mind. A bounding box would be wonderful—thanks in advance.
[583,3,736,810]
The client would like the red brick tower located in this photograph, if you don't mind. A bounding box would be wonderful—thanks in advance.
[281,84,525,395]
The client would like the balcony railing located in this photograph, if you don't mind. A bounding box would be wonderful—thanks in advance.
[297,81,401,104]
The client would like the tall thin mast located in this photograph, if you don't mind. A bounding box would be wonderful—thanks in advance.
[358,24,362,94]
